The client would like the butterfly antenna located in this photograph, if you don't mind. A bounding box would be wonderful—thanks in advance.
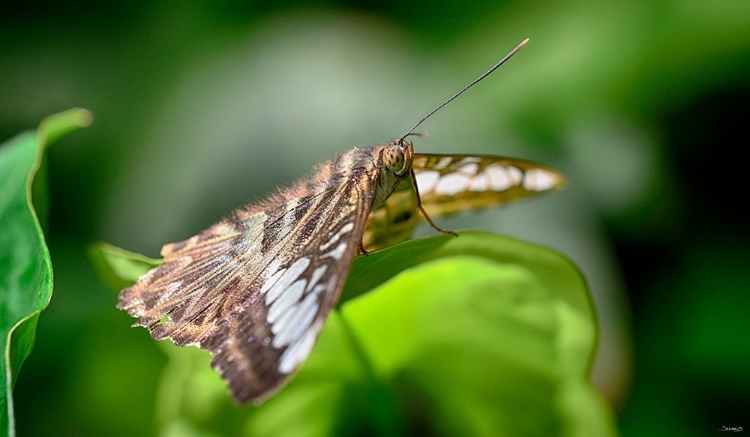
[399,38,530,142]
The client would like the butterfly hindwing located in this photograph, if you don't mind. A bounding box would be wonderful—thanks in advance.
[118,175,373,404]
[362,177,419,251]
[362,154,563,251]
[414,154,563,214]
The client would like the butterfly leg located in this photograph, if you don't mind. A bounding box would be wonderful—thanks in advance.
[410,169,458,237]
[358,241,370,256]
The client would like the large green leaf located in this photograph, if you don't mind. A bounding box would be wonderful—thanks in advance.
[92,231,616,436]
[0,108,92,436]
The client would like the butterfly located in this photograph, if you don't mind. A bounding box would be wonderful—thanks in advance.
[117,38,563,404]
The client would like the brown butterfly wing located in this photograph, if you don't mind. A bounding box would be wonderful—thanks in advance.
[118,177,372,404]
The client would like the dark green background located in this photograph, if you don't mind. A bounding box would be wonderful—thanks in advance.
[2,1,749,435]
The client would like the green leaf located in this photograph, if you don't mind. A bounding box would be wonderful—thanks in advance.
[0,108,92,436]
[89,242,161,291]
[92,231,616,436]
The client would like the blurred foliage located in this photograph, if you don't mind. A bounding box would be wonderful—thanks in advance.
[90,232,613,436]
[1,0,749,436]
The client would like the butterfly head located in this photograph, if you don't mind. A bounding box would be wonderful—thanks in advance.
[381,139,414,179]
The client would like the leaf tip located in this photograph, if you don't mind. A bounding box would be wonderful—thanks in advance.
[39,108,93,146]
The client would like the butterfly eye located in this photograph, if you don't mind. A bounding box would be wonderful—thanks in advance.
[383,146,408,176]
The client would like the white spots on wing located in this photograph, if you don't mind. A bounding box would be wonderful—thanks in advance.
[263,259,283,285]
[278,321,321,374]
[264,257,310,304]
[434,156,453,170]
[468,175,491,192]
[523,168,561,191]
[460,162,479,175]
[271,285,323,348]
[307,265,328,291]
[323,241,347,260]
[507,167,523,185]
[416,171,440,193]
[260,267,284,295]
[320,222,353,251]
[435,172,471,196]
[419,162,529,196]
[484,165,512,191]
[458,157,481,164]
[482,164,523,191]
[267,279,306,323]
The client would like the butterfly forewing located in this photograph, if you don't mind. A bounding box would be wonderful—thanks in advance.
[118,172,373,403]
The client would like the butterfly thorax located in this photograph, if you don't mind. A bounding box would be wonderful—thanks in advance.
[371,139,414,209]
[300,139,414,211]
